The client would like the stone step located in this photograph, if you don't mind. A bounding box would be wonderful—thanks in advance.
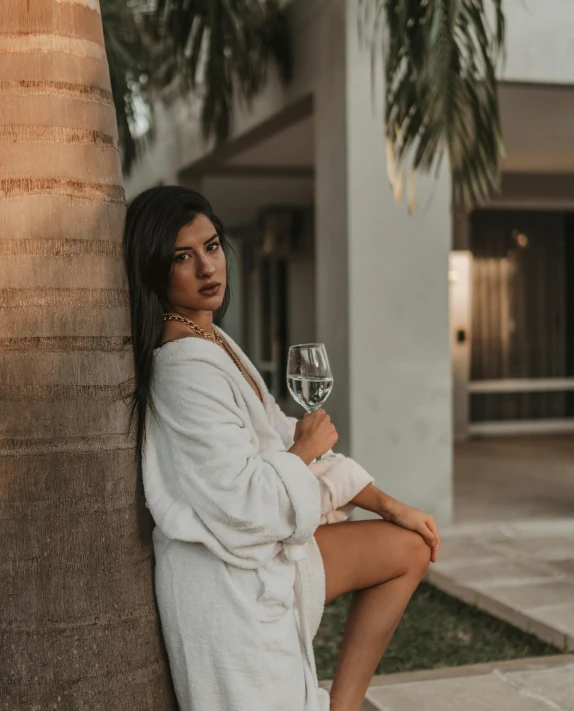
[426,518,574,652]
[362,655,574,711]
[321,655,574,709]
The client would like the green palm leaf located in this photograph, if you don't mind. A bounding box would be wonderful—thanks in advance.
[101,0,292,174]
[152,0,292,142]
[360,0,506,210]
[101,0,157,175]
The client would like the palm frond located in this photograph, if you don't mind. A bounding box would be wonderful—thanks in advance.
[101,0,158,175]
[151,0,293,143]
[360,0,506,211]
[101,0,292,173]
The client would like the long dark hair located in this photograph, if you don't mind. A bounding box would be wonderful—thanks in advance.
[122,185,233,481]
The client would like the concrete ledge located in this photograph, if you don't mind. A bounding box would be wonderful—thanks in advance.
[363,653,574,688]
[364,655,574,711]
[319,655,574,689]
[321,655,574,711]
[439,518,574,540]
[426,564,572,652]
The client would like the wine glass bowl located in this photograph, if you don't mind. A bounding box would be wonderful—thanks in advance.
[286,343,335,462]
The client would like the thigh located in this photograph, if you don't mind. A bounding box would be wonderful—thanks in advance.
[314,519,431,605]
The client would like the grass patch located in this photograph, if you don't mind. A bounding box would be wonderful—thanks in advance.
[314,581,563,681]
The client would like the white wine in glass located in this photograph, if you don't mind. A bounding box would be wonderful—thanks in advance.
[286,343,336,462]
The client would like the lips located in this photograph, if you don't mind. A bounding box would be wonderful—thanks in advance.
[199,283,221,296]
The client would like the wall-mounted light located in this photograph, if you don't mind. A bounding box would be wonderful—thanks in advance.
[511,229,529,249]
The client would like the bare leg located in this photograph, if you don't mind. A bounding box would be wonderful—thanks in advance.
[328,569,425,709]
[314,519,431,711]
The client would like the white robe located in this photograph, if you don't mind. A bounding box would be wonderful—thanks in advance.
[143,326,375,711]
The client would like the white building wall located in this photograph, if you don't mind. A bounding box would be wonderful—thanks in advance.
[503,0,574,84]
[314,0,453,523]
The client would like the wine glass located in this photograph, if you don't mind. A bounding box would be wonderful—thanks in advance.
[286,343,336,462]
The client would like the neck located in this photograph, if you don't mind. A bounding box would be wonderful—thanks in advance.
[169,307,214,335]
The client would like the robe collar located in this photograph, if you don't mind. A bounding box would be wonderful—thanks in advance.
[214,325,271,418]
[155,325,273,424]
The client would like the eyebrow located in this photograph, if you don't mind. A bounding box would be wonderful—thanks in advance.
[174,234,219,252]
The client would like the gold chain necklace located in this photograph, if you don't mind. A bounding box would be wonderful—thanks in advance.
[162,311,251,383]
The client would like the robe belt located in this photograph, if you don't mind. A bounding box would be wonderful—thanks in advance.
[281,541,308,562]
[256,541,308,617]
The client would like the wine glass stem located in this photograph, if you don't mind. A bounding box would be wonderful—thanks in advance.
[307,405,324,463]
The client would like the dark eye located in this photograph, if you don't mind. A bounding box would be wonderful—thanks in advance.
[175,253,190,262]
[208,242,220,251]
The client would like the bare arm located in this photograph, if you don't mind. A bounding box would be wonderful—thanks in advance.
[349,482,400,518]
[349,483,441,562]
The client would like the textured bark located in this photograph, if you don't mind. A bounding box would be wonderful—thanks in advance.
[0,2,177,708]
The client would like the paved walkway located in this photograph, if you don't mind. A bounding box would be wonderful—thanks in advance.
[361,655,574,711]
[320,656,574,710]
[359,435,574,708]
[426,518,574,652]
[441,435,574,652]
[454,435,574,524]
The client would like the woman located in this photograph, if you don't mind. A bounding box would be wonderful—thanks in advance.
[122,186,440,711]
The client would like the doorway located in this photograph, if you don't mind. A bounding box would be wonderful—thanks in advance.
[467,210,574,434]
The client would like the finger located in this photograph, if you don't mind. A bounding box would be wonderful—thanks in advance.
[425,528,440,562]
[424,528,439,561]
[422,532,438,564]
[418,525,436,549]
[425,518,440,544]
[425,515,439,535]
[426,519,441,556]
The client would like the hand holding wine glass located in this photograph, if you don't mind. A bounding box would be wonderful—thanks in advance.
[286,343,337,462]
[289,409,339,465]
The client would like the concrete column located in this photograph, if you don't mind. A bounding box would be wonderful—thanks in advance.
[314,0,453,523]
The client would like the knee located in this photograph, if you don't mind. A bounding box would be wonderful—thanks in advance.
[403,529,431,579]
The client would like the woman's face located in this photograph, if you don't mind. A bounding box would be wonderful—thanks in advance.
[165,213,227,313]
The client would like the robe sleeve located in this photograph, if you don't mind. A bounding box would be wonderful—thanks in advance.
[148,359,322,567]
[267,392,375,524]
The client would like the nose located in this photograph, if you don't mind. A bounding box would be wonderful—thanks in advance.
[196,254,216,277]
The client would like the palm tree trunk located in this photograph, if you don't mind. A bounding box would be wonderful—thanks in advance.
[0,2,176,707]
